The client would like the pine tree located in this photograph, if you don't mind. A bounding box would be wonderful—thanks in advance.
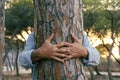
[33,0,87,80]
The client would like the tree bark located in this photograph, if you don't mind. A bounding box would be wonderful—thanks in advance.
[34,0,87,80]
[0,0,5,79]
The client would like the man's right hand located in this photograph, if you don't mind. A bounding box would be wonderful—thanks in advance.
[31,34,69,63]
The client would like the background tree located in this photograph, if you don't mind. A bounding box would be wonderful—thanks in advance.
[83,0,120,80]
[5,0,34,37]
[92,0,120,80]
[4,0,34,76]
[33,0,88,80]
[4,0,34,62]
[0,0,5,79]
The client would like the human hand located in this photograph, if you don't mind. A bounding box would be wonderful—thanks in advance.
[32,34,69,63]
[60,33,88,60]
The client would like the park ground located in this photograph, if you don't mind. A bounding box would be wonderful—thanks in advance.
[3,68,120,80]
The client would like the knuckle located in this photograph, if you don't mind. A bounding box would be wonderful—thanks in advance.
[53,48,57,52]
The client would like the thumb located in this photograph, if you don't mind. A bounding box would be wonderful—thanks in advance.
[71,32,79,42]
[78,38,83,44]
[47,33,54,42]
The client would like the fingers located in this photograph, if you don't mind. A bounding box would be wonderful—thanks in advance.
[71,33,79,42]
[51,51,70,62]
[55,42,72,48]
[47,33,54,42]
[55,53,69,58]
[56,48,69,53]
[51,51,72,62]
[56,49,72,61]
[78,39,82,43]
[51,56,64,63]
[64,55,72,61]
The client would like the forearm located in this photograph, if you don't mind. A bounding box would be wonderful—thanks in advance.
[19,50,34,69]
[82,46,89,58]
[83,35,100,66]
[83,47,100,66]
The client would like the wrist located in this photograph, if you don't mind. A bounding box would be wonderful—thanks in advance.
[31,49,43,64]
[83,47,88,58]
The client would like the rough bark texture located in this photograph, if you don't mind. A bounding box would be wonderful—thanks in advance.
[0,0,5,80]
[33,0,87,80]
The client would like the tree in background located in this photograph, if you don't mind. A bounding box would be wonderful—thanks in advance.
[83,0,120,80]
[94,0,120,79]
[33,0,87,80]
[5,0,34,39]
[4,0,34,76]
[0,0,5,79]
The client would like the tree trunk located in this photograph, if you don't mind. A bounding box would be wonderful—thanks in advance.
[0,0,5,79]
[15,40,19,76]
[34,0,87,80]
[93,66,101,75]
[7,56,12,71]
[87,66,95,80]
[107,50,113,80]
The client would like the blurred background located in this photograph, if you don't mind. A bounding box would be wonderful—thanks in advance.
[2,0,120,80]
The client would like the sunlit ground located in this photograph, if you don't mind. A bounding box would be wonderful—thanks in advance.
[3,66,31,74]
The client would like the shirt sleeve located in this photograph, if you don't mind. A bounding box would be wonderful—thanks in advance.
[83,35,100,66]
[18,32,35,69]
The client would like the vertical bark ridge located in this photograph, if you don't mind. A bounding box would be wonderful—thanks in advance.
[80,61,87,80]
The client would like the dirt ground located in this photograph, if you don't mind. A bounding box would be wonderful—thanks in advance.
[3,74,32,80]
[91,75,120,80]
[3,73,120,80]
[3,72,120,80]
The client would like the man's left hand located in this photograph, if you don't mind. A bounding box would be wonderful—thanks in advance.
[58,33,88,61]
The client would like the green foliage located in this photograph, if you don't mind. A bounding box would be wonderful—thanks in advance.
[83,0,120,37]
[105,10,120,35]
[93,11,110,35]
[5,0,34,36]
[96,44,110,55]
[84,10,99,30]
[111,10,120,34]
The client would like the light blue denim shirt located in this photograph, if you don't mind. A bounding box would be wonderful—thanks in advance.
[18,32,100,80]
